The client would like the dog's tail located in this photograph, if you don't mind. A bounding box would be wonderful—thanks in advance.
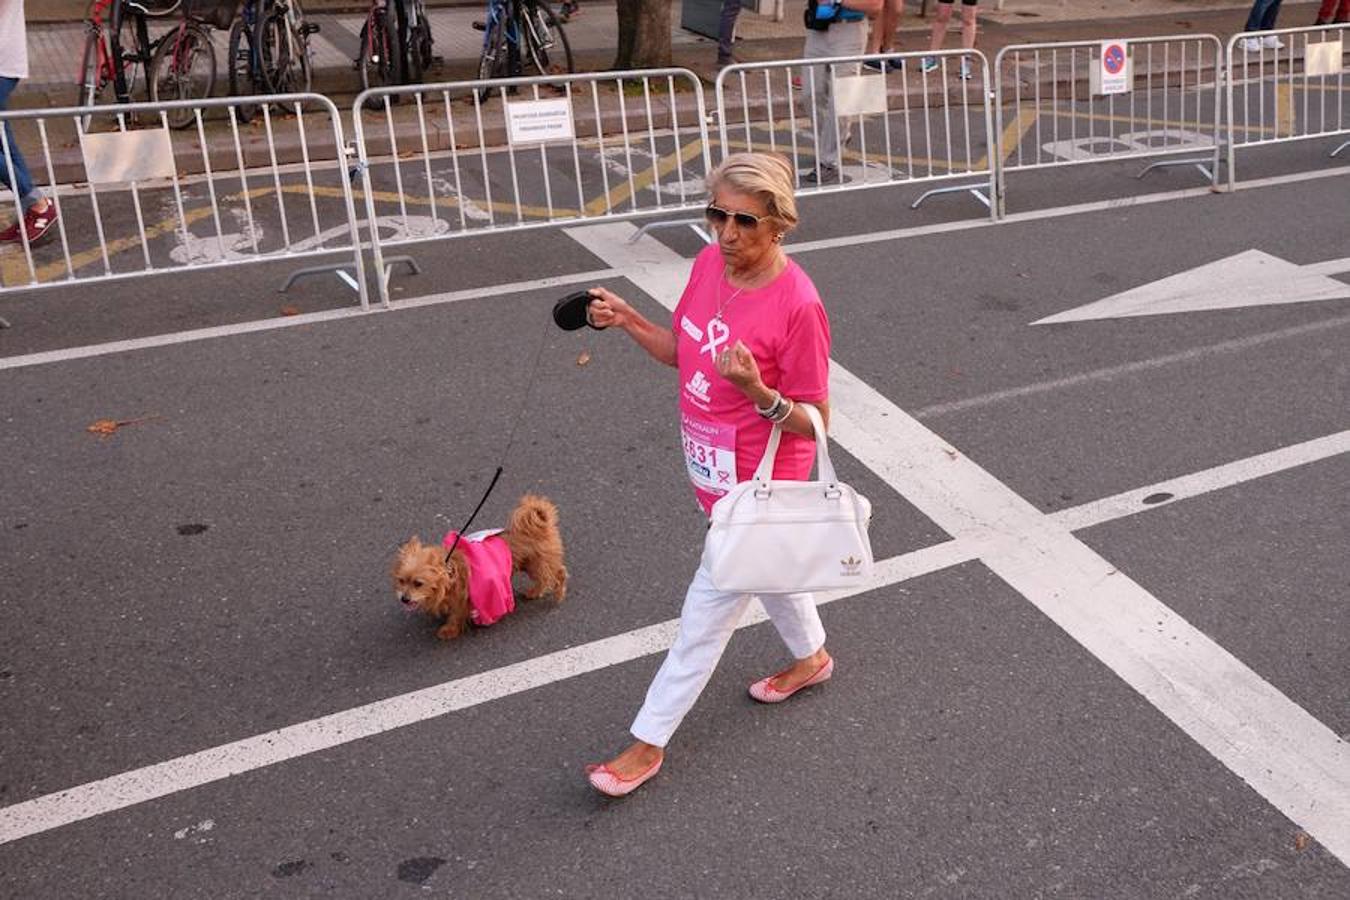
[508,494,560,542]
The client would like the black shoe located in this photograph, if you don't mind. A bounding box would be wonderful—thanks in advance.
[798,166,851,186]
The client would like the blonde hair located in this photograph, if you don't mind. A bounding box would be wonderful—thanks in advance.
[705,153,799,234]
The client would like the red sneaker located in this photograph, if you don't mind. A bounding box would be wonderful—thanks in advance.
[0,201,58,246]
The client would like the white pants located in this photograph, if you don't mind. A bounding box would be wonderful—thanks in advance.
[629,556,827,748]
[803,19,868,169]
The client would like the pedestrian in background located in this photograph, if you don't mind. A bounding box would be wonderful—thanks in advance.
[800,0,883,185]
[921,0,979,80]
[0,0,59,246]
[1314,0,1348,24]
[718,0,742,69]
[1238,0,1286,51]
[863,0,905,73]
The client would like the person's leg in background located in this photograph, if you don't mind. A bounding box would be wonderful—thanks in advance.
[1243,0,1280,31]
[810,18,866,182]
[926,0,956,57]
[1259,0,1284,28]
[958,0,978,50]
[1313,0,1347,22]
[863,0,902,72]
[923,0,977,76]
[1239,0,1283,50]
[717,0,742,68]
[801,27,840,182]
[0,76,55,245]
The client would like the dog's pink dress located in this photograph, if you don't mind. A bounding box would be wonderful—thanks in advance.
[443,529,515,626]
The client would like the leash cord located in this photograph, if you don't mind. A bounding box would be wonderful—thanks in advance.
[444,306,556,564]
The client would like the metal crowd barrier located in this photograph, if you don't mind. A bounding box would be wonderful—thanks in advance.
[715,49,997,217]
[0,94,369,308]
[994,34,1225,216]
[1225,23,1349,190]
[350,69,712,305]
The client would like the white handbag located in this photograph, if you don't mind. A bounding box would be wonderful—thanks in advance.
[704,404,873,593]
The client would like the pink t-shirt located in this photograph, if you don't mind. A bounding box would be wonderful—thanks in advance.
[442,529,515,626]
[674,244,831,515]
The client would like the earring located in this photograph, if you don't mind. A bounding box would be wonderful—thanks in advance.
[773,233,783,243]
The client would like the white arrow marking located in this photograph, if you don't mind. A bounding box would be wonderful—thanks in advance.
[1034,250,1350,324]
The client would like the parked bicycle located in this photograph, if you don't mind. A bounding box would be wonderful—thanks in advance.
[474,0,573,99]
[76,0,219,131]
[358,0,437,92]
[228,0,318,120]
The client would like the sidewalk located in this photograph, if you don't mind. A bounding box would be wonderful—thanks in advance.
[13,0,1323,109]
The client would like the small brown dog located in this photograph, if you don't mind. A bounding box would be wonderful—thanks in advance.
[392,494,568,640]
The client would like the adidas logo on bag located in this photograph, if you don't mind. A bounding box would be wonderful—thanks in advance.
[840,556,863,577]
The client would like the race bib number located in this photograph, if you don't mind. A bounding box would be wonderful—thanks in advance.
[681,412,737,495]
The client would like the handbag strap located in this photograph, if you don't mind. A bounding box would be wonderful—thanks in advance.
[752,402,837,485]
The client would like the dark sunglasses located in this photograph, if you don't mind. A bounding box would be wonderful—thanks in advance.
[705,204,764,229]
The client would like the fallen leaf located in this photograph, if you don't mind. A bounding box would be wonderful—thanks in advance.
[1294,832,1311,852]
[279,305,301,316]
[576,351,592,367]
[87,415,162,437]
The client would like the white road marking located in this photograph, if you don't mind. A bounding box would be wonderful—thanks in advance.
[1034,250,1350,324]
[0,269,618,372]
[915,312,1350,419]
[830,353,1350,868]
[571,222,1350,865]
[788,165,1350,257]
[1052,429,1350,532]
[2,170,1349,850]
[2,423,1344,847]
[3,165,1346,370]
[0,543,958,847]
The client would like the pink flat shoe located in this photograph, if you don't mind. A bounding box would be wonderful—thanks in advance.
[748,655,835,703]
[585,756,663,797]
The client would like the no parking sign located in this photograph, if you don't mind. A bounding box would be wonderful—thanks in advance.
[1092,40,1131,96]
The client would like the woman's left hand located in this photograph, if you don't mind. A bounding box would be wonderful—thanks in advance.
[715,340,763,395]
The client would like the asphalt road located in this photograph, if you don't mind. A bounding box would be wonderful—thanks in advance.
[0,137,1348,898]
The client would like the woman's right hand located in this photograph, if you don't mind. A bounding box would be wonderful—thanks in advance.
[585,287,633,331]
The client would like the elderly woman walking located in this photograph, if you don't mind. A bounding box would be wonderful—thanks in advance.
[582,153,836,797]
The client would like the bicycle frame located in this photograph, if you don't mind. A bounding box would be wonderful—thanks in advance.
[481,0,552,67]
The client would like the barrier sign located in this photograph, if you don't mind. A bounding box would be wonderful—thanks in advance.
[1092,40,1131,95]
[79,128,177,184]
[506,98,575,145]
[833,73,890,117]
[1305,39,1344,78]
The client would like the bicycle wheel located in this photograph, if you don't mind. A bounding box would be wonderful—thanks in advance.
[255,3,310,95]
[521,3,572,78]
[148,23,217,129]
[358,10,395,95]
[408,7,434,84]
[227,16,262,122]
[76,26,110,131]
[476,16,508,101]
